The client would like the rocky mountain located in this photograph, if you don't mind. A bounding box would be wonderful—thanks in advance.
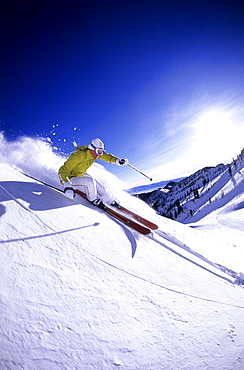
[132,149,244,224]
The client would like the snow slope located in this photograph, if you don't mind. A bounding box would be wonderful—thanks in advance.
[0,136,244,370]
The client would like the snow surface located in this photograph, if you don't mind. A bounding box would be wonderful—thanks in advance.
[0,135,244,370]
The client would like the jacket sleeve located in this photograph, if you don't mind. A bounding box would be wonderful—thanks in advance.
[99,152,118,164]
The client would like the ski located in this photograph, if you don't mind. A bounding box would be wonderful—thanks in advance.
[110,202,158,230]
[75,189,151,235]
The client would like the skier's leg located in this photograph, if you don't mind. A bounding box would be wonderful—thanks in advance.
[69,174,112,203]
[69,174,98,201]
[95,179,112,203]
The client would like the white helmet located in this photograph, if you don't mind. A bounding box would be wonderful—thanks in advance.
[88,138,105,155]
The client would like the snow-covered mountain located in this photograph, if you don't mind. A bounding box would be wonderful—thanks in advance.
[133,149,244,225]
[0,135,244,370]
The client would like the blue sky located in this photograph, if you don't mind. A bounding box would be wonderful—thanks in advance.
[1,0,244,185]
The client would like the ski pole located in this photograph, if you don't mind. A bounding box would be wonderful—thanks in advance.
[127,163,153,181]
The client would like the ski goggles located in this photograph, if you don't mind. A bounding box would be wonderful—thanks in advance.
[90,143,105,156]
[95,148,104,156]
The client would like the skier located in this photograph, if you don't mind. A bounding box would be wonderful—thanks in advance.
[58,138,128,208]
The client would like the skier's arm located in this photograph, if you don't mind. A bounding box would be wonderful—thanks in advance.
[99,152,119,164]
[100,152,128,165]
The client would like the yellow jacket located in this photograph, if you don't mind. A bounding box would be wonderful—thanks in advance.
[58,145,118,183]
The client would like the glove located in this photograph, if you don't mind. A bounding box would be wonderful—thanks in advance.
[116,157,128,166]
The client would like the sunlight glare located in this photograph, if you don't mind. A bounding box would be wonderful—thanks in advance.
[194,110,233,145]
[189,108,240,166]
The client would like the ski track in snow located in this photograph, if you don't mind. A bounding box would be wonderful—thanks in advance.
[0,143,244,370]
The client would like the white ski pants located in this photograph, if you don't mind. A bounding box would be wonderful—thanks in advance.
[68,174,111,203]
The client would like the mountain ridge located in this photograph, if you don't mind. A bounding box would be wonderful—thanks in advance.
[131,149,244,224]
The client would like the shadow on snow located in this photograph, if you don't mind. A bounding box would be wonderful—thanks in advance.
[0,181,138,257]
